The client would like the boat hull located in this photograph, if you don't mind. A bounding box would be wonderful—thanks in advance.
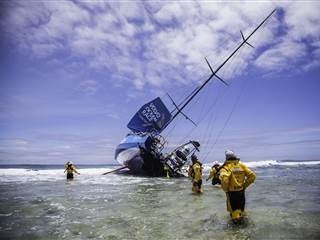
[115,134,164,176]
[115,134,200,177]
[116,147,144,173]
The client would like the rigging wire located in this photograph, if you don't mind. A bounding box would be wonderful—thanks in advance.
[173,48,236,145]
[163,73,209,140]
[200,44,244,160]
[202,26,266,162]
[176,82,226,146]
[202,62,250,162]
[198,82,219,152]
[175,39,246,155]
[162,13,271,154]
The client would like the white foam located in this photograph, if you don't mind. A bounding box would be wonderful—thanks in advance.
[246,160,320,167]
[0,167,114,183]
[277,160,320,166]
[203,160,320,169]
[245,160,279,168]
[0,160,319,183]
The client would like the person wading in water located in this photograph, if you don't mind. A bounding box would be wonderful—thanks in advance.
[188,155,203,193]
[219,150,256,223]
[64,161,80,180]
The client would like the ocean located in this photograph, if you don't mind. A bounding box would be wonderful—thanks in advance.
[0,160,319,240]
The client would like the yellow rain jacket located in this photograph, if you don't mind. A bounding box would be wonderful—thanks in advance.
[65,164,79,174]
[219,160,255,192]
[219,159,255,221]
[188,162,203,193]
[207,167,218,181]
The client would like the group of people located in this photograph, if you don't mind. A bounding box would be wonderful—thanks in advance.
[188,150,256,224]
[64,150,255,223]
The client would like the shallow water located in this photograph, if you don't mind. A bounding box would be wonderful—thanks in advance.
[0,163,320,239]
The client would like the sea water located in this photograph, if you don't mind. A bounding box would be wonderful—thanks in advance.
[0,161,319,240]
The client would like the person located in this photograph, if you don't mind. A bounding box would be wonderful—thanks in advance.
[64,161,80,179]
[219,150,256,223]
[206,161,221,186]
[188,155,203,193]
[163,163,170,179]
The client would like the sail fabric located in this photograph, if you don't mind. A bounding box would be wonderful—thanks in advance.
[127,97,172,134]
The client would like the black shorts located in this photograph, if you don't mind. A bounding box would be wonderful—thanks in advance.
[67,173,74,179]
[228,190,245,211]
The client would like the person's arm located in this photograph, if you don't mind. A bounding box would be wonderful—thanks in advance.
[206,168,216,181]
[72,166,80,175]
[242,163,256,189]
[219,168,230,192]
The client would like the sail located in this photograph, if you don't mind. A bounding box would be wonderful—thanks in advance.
[127,97,172,134]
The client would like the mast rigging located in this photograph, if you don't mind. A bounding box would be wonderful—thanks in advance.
[166,9,276,128]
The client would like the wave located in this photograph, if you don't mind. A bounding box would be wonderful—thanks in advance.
[0,167,113,176]
[0,167,115,183]
[246,160,320,168]
[0,160,319,182]
[0,167,153,185]
[202,160,320,170]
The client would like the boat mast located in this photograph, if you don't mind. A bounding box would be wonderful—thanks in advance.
[167,9,276,126]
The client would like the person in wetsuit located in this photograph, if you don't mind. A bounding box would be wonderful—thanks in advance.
[219,150,256,223]
[64,161,80,179]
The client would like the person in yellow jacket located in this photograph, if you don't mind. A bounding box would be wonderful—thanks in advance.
[219,150,256,223]
[163,164,170,179]
[206,162,221,186]
[188,155,203,193]
[64,161,80,179]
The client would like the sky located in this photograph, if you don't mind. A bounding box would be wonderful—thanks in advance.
[0,1,320,164]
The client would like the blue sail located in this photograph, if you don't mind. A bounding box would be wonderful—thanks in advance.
[127,97,172,134]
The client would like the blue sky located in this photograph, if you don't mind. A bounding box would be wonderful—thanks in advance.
[0,1,319,164]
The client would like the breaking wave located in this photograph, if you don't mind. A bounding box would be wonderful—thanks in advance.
[203,160,320,170]
[0,160,319,182]
[0,167,114,183]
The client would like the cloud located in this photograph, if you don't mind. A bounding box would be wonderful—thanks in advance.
[255,39,307,71]
[254,2,320,72]
[1,1,319,92]
[78,80,99,95]
[107,113,120,119]
[0,134,118,164]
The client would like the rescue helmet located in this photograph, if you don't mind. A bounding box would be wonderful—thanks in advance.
[68,161,73,165]
[225,150,237,160]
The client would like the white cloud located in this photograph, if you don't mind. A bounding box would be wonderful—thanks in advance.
[2,0,320,91]
[253,2,320,72]
[133,78,144,90]
[284,2,320,41]
[153,2,184,23]
[78,80,98,95]
[107,113,120,119]
[0,134,119,164]
[255,39,307,71]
